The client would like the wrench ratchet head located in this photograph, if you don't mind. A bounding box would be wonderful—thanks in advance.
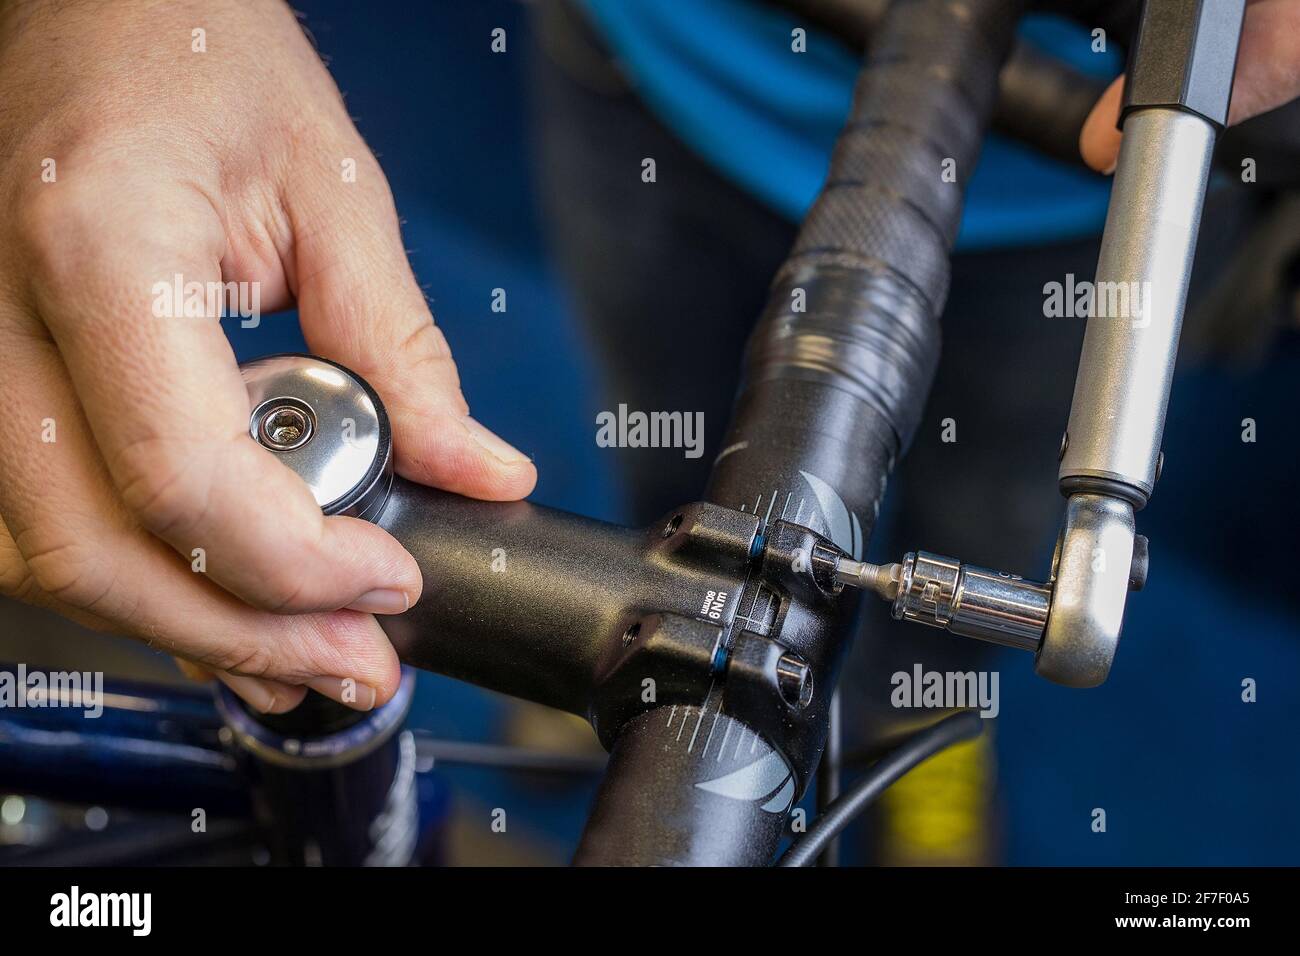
[1035,493,1136,688]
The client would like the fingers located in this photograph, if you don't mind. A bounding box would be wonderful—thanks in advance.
[1079,75,1125,174]
[14,172,422,616]
[4,506,318,715]
[217,672,309,714]
[0,511,115,635]
[173,659,308,715]
[0,329,402,711]
[1081,0,1300,174]
[1230,0,1300,123]
[283,140,537,501]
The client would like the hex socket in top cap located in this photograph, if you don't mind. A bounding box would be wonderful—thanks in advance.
[240,354,393,520]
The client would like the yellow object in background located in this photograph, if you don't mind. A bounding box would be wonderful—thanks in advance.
[878,723,995,866]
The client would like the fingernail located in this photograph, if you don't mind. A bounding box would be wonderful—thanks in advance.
[220,674,294,714]
[175,659,213,683]
[1102,159,1117,176]
[308,676,377,711]
[463,416,530,465]
[347,588,410,615]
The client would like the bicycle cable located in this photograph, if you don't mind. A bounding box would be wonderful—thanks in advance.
[777,710,984,867]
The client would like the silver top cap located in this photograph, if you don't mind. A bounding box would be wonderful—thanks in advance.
[240,354,393,519]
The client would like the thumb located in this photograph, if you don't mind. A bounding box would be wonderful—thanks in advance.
[283,148,537,501]
[1081,0,1300,176]
[1079,75,1124,175]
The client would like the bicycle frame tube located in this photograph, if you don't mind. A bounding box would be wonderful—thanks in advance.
[0,666,446,866]
[0,669,250,817]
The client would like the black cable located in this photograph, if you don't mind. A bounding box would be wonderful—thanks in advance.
[816,689,843,866]
[777,711,984,867]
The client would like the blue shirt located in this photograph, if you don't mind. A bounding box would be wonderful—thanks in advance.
[580,0,1121,249]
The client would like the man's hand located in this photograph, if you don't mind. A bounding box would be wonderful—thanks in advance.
[0,0,536,713]
[1081,0,1300,172]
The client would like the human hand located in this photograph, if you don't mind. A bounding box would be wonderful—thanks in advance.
[0,0,536,713]
[1080,0,1300,172]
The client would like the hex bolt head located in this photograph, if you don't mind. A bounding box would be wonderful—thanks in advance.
[256,403,314,452]
[1129,534,1150,592]
[776,653,813,709]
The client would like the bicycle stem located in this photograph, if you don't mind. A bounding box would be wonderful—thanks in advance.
[242,347,905,863]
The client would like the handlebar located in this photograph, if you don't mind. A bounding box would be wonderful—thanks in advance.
[766,0,1126,168]
[579,0,1018,864]
[237,0,1021,865]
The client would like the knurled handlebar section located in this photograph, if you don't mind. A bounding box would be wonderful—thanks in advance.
[571,0,1021,864]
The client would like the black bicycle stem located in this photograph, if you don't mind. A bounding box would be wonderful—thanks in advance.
[234,0,1021,865]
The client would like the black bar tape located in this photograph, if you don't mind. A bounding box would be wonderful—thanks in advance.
[745,0,1021,454]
